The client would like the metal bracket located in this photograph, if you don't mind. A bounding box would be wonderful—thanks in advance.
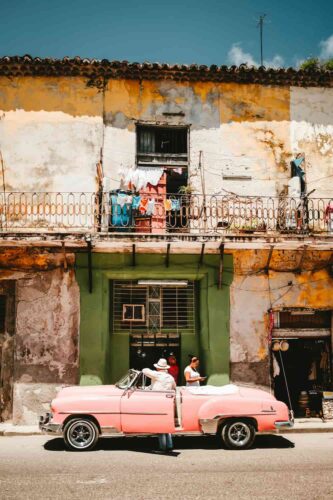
[218,243,224,289]
[86,236,93,293]
[166,243,171,268]
[199,243,205,267]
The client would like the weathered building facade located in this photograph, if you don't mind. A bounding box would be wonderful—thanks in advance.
[0,56,332,424]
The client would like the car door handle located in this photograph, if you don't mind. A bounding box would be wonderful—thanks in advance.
[166,394,174,398]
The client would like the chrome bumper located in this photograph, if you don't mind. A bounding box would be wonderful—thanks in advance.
[39,413,62,435]
[274,420,294,429]
[275,410,294,429]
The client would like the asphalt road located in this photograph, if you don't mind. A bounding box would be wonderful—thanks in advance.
[0,433,333,500]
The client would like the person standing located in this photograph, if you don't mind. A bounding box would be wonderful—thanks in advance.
[167,355,179,385]
[184,356,206,386]
[142,358,176,452]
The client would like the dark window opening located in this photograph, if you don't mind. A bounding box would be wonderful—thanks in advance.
[137,126,187,155]
[136,126,188,167]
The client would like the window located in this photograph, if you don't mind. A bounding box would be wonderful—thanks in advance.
[122,304,145,322]
[136,125,188,166]
[112,280,196,335]
[0,296,6,333]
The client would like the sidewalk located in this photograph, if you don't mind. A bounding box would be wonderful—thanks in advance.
[1,418,333,436]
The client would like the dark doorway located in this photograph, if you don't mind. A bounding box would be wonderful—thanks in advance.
[0,282,15,422]
[272,338,331,417]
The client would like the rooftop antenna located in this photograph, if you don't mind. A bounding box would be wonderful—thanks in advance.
[257,14,266,66]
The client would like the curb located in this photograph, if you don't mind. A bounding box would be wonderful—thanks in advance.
[2,431,42,436]
[276,427,333,434]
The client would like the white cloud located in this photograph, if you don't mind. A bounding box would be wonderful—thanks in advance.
[227,43,257,66]
[227,43,284,68]
[319,34,333,59]
[264,54,285,69]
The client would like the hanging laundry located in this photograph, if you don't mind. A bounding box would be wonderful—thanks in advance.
[146,199,155,216]
[171,199,181,212]
[132,195,141,210]
[164,199,172,211]
[116,193,127,208]
[173,167,183,175]
[139,197,149,214]
[110,194,131,228]
[124,167,164,191]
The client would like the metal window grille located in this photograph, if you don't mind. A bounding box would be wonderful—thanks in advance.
[137,126,188,154]
[112,280,196,336]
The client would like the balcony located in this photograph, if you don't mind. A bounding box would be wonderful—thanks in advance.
[0,192,332,239]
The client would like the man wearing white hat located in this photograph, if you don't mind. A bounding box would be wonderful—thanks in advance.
[142,358,176,451]
[142,358,176,392]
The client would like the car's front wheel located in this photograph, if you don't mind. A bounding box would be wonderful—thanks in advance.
[220,420,256,450]
[64,418,99,451]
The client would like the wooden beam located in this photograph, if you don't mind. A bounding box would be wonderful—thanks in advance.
[199,243,205,267]
[166,243,171,268]
[132,244,136,267]
[218,243,224,289]
[87,239,93,294]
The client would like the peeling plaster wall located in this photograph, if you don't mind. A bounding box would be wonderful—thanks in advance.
[0,253,80,424]
[230,249,333,387]
[103,80,292,196]
[1,76,332,199]
[290,87,333,198]
[0,76,103,192]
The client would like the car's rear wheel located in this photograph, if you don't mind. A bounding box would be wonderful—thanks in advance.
[220,420,256,450]
[64,418,99,451]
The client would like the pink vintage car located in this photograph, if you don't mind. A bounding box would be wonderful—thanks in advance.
[39,369,293,451]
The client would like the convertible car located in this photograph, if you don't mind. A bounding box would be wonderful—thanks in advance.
[39,369,293,451]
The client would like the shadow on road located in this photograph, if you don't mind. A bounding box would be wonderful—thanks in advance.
[43,434,294,453]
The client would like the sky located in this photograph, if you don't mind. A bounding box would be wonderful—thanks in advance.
[0,0,332,68]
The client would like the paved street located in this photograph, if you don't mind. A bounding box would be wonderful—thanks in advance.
[0,433,333,500]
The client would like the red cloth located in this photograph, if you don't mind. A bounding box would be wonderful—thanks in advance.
[168,365,179,385]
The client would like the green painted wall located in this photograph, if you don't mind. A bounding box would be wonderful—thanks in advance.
[76,252,233,386]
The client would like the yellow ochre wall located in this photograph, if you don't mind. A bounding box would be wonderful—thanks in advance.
[1,75,332,197]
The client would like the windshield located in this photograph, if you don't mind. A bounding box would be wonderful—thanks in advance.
[116,370,139,390]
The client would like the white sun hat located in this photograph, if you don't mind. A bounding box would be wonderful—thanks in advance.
[154,358,170,370]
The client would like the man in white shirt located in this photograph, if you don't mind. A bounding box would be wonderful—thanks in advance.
[142,358,176,452]
[142,359,176,391]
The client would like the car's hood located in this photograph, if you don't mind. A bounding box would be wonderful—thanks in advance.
[56,384,123,399]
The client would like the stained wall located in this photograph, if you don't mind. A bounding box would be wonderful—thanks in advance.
[1,76,332,200]
[229,248,333,387]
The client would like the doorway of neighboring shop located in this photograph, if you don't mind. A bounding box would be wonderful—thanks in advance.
[272,338,331,417]
[0,282,15,422]
[271,308,332,418]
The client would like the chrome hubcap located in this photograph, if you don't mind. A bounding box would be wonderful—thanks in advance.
[68,421,95,449]
[227,422,251,446]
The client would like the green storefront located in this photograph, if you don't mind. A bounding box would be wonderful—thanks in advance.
[76,252,233,386]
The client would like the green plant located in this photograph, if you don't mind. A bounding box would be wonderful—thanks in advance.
[323,59,333,71]
[299,57,333,71]
[178,184,195,195]
[299,58,320,71]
